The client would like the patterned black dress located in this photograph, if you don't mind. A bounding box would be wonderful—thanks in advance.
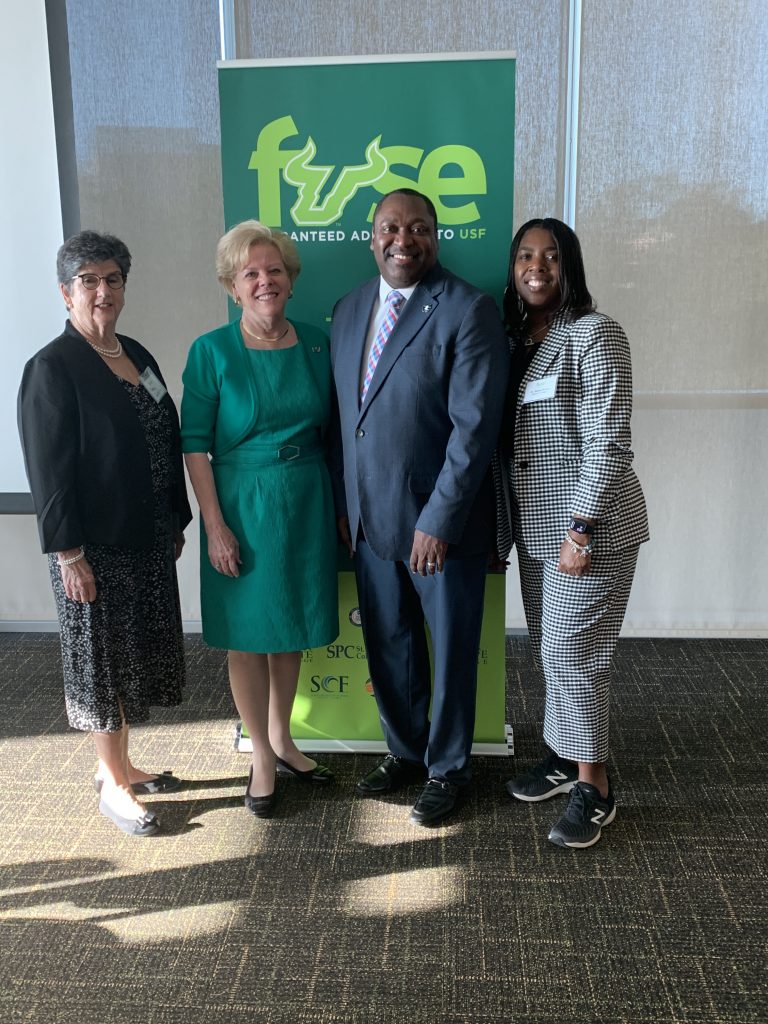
[50,378,185,731]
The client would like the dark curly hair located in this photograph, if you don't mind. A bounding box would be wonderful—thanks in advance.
[56,230,132,285]
[503,217,594,333]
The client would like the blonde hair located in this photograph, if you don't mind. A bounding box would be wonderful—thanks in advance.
[216,220,301,291]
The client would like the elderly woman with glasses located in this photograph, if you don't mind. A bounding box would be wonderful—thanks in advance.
[18,230,192,837]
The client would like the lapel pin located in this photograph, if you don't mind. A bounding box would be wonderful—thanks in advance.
[312,346,321,352]
[422,304,433,313]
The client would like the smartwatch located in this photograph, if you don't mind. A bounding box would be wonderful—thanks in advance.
[568,518,595,536]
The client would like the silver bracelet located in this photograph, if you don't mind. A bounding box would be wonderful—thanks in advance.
[564,534,594,557]
[59,547,85,566]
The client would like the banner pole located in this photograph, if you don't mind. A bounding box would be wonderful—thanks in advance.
[218,0,236,62]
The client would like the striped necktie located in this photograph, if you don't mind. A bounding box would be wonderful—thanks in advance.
[361,289,405,401]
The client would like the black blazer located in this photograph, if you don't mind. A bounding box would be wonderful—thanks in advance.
[18,321,192,553]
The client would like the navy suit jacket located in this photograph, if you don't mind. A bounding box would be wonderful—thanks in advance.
[329,262,509,561]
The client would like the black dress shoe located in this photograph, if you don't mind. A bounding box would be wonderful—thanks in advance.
[132,771,183,795]
[275,756,334,785]
[356,754,426,796]
[244,767,277,818]
[409,779,460,826]
[93,771,182,795]
[98,798,160,837]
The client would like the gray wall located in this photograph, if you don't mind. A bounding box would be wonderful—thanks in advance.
[3,0,766,635]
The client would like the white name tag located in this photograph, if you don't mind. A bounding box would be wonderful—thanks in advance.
[139,367,167,403]
[522,374,558,404]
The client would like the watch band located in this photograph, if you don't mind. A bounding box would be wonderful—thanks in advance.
[568,518,595,536]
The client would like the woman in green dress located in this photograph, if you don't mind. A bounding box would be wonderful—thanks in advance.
[181,221,339,818]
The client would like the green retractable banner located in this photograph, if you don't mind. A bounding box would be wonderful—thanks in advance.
[218,52,515,753]
[237,571,509,754]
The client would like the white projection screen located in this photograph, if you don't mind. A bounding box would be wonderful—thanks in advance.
[0,1,64,498]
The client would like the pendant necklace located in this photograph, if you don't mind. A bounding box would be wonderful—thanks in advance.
[524,322,550,347]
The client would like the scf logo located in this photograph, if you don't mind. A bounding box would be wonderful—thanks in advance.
[248,115,487,228]
[310,674,349,694]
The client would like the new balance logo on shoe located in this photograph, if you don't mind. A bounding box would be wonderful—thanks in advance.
[506,753,578,802]
[548,781,617,849]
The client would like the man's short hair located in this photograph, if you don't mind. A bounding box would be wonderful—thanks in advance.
[372,189,438,229]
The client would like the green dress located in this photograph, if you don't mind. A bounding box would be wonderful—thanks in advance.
[181,320,339,652]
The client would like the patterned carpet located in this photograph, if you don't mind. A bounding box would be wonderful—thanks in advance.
[0,633,765,1024]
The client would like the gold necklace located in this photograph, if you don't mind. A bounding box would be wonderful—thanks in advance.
[241,320,290,343]
[524,322,550,347]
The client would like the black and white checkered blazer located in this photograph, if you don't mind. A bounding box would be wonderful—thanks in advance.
[495,310,649,560]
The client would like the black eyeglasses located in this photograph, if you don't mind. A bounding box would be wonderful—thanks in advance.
[73,272,126,290]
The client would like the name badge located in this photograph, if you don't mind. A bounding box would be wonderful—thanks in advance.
[139,367,167,403]
[522,374,558,404]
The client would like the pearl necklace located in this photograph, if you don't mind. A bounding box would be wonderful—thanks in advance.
[67,310,122,357]
[87,337,123,358]
[241,321,290,344]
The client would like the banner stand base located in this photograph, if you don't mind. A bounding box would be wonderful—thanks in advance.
[234,721,513,758]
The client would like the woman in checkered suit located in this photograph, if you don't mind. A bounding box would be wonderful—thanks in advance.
[496,218,649,848]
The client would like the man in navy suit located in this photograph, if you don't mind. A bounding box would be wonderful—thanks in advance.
[330,189,508,825]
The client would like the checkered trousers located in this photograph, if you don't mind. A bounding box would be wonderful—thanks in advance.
[517,543,639,763]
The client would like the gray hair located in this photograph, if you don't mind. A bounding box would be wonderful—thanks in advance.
[56,230,132,285]
[216,220,301,289]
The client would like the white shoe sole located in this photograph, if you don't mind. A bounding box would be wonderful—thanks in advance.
[506,779,576,802]
[548,805,617,848]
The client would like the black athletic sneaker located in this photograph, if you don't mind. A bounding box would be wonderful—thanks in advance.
[506,752,578,802]
[547,781,616,848]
